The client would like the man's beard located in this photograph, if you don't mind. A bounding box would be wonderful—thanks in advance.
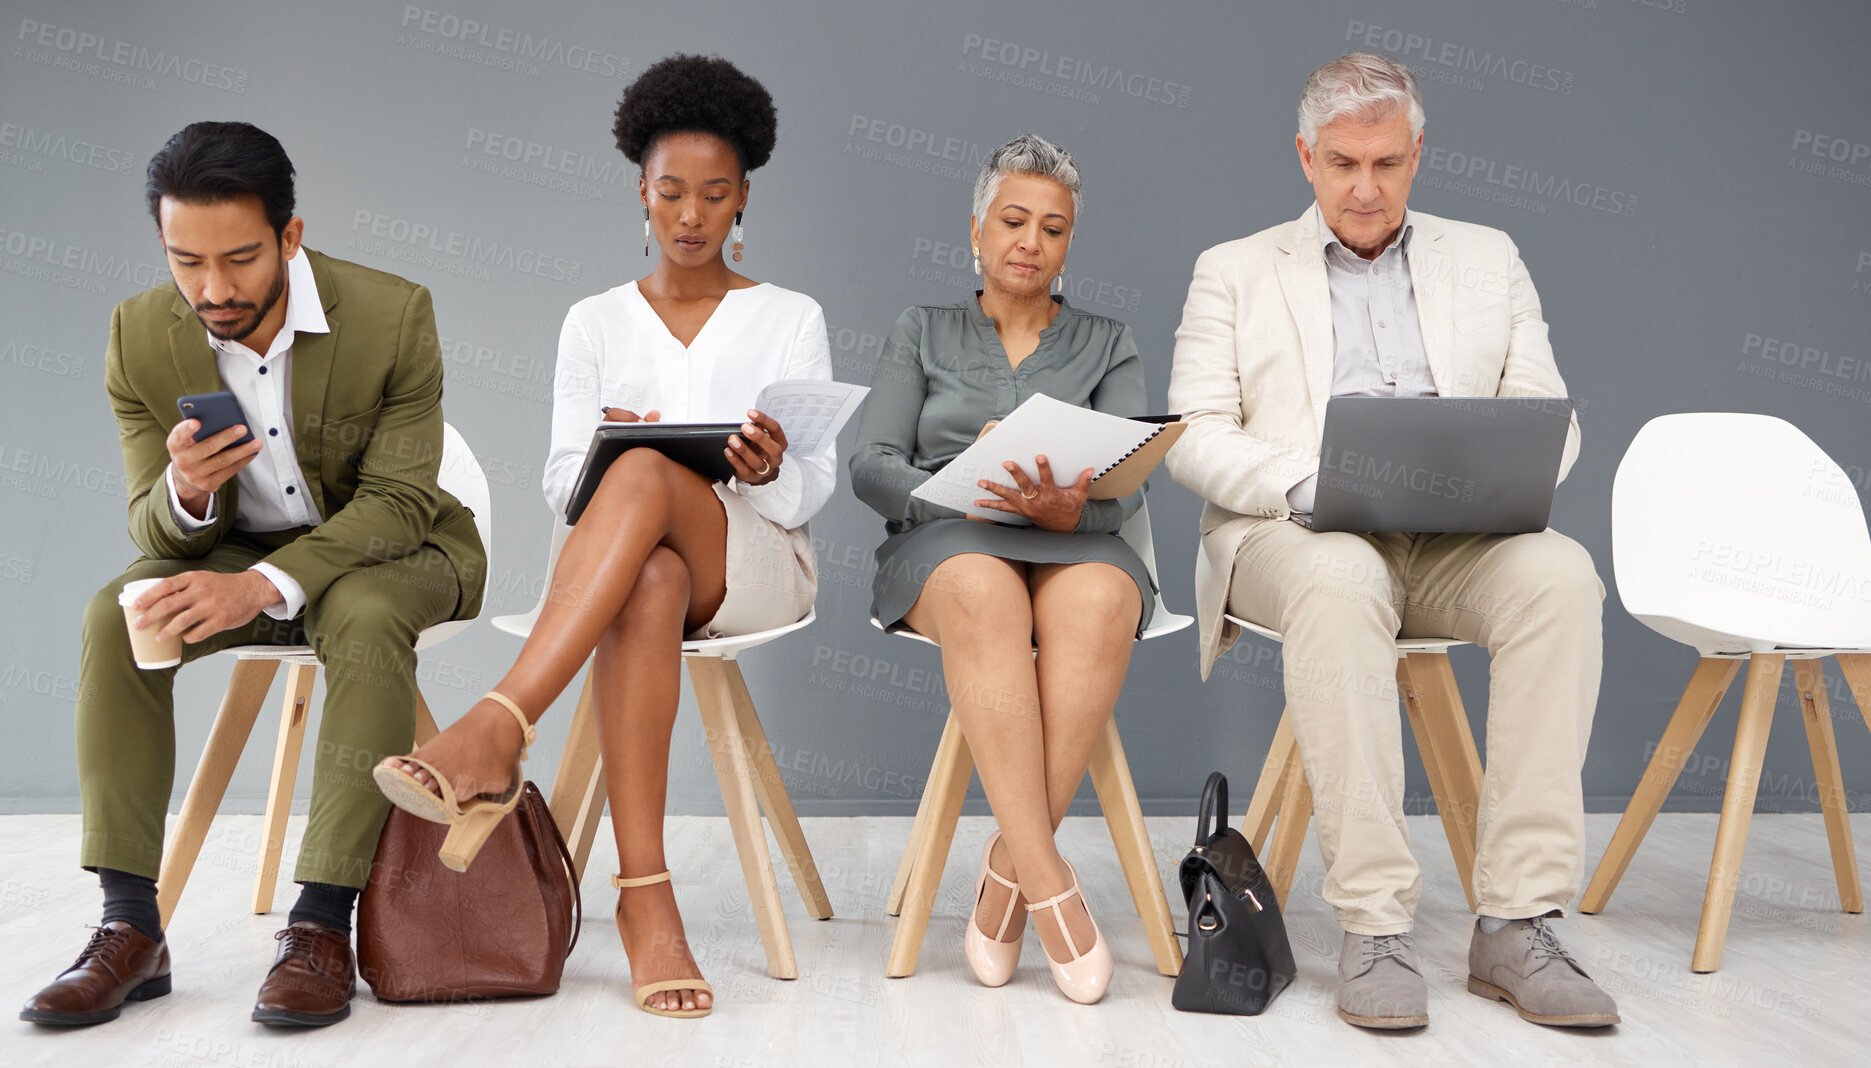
[194,256,287,343]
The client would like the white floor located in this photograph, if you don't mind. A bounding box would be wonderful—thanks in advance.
[2,812,1867,1067]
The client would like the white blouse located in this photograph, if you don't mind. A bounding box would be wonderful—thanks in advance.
[544,280,835,530]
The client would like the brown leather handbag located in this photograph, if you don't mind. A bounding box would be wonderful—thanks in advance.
[357,782,581,1001]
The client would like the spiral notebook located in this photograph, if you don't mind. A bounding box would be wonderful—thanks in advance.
[909,393,1185,524]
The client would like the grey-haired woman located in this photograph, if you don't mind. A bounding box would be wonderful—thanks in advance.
[849,133,1154,1005]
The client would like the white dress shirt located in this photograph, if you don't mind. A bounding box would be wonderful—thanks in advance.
[544,281,836,530]
[1288,204,1437,519]
[166,249,327,618]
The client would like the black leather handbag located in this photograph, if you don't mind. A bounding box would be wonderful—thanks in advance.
[1172,772,1296,1015]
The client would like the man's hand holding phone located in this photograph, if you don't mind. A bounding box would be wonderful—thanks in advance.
[167,418,263,520]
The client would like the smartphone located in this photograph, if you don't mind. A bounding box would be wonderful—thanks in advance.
[176,391,255,449]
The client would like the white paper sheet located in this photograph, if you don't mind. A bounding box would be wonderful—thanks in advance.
[909,393,1160,524]
[754,379,870,457]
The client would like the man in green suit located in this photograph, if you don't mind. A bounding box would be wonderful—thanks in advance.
[21,122,485,1029]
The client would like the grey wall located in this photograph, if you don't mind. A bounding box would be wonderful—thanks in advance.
[2,0,1867,820]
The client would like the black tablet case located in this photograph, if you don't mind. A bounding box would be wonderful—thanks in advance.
[563,423,741,524]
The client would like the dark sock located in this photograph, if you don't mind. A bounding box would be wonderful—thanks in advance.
[288,882,359,934]
[97,867,163,942]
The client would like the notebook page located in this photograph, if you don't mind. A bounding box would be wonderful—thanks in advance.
[910,393,1158,524]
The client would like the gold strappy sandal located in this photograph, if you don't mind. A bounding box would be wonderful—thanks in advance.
[371,691,536,872]
[613,871,713,1019]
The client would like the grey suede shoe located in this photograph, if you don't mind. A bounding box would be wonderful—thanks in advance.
[1337,931,1429,1029]
[1467,917,1620,1027]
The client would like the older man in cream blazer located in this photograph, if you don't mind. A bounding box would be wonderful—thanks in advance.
[1165,54,1617,1032]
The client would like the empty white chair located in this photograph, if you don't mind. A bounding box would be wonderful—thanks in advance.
[1582,413,1871,972]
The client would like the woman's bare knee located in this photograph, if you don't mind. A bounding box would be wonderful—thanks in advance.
[595,447,675,503]
[1034,564,1140,639]
[905,554,1030,643]
[611,546,690,633]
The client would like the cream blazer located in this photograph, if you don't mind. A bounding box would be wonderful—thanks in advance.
[1163,205,1581,677]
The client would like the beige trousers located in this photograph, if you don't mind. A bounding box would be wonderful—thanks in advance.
[1227,520,1604,934]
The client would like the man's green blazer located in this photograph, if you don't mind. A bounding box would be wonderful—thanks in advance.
[103,248,486,620]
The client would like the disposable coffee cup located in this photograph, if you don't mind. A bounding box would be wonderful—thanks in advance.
[119,578,183,669]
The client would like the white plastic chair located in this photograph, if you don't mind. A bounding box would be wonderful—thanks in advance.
[1221,615,1482,910]
[874,499,1194,978]
[1582,413,1871,972]
[492,521,831,981]
[156,422,492,925]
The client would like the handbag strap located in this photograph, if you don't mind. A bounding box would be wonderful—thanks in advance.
[530,789,583,957]
[1196,771,1229,848]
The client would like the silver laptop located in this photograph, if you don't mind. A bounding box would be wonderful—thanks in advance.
[1310,396,1574,534]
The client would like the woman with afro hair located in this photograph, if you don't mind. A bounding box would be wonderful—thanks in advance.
[375,54,832,1018]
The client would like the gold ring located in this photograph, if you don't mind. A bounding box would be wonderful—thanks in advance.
[1021,488,1038,500]
[757,459,773,476]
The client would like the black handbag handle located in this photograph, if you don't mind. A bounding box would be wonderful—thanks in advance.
[1196,771,1229,848]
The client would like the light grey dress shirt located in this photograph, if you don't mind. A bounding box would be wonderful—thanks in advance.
[1288,204,1437,520]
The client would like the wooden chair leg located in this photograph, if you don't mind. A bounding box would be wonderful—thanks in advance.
[546,669,607,882]
[886,769,934,918]
[413,687,441,745]
[1839,654,1871,734]
[721,659,832,920]
[1582,657,1741,913]
[689,657,797,979]
[1693,653,1785,973]
[1087,717,1183,976]
[1262,757,1311,910]
[1795,659,1862,913]
[1400,652,1483,910]
[1241,708,1296,854]
[888,713,973,978]
[252,663,317,915]
[157,658,280,928]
